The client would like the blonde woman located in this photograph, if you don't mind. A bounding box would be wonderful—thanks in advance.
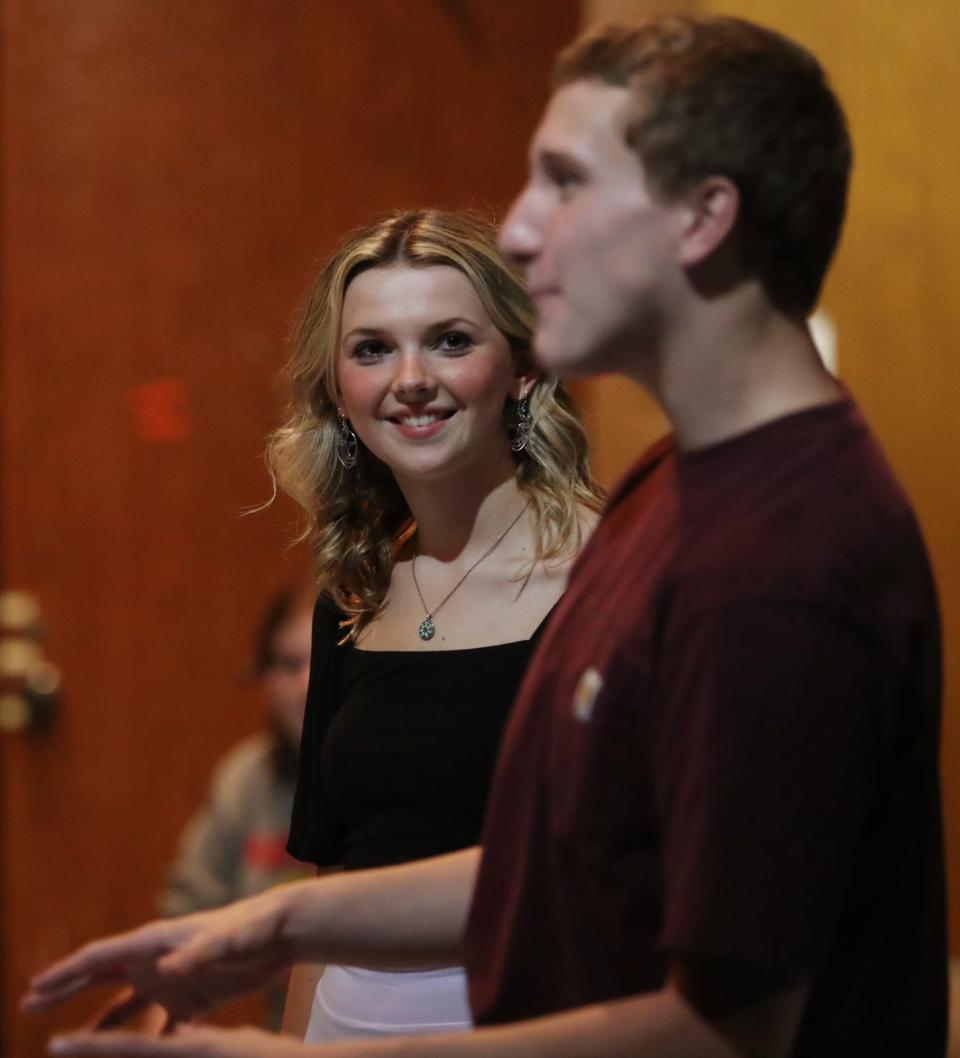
[271,208,601,1042]
[22,210,602,1046]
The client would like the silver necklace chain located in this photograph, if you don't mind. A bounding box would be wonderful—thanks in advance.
[410,502,530,642]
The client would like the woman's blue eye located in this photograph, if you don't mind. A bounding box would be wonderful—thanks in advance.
[438,331,471,353]
[353,340,386,361]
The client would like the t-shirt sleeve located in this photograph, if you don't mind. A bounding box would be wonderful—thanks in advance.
[654,599,883,976]
[286,595,347,867]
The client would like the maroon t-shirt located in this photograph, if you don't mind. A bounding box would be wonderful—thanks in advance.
[465,399,947,1055]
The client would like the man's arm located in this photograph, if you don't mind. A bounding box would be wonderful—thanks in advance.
[412,966,808,1058]
[419,967,809,1058]
[47,960,810,1058]
[24,847,479,1026]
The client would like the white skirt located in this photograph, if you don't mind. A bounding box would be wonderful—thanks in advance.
[303,964,473,1042]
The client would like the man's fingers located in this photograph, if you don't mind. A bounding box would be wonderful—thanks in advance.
[90,989,152,1030]
[48,1026,269,1058]
[159,1010,180,1037]
[50,1032,171,1057]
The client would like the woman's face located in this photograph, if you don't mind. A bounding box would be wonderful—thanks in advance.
[336,264,524,487]
[262,607,312,746]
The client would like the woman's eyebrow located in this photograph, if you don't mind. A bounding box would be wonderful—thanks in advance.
[340,326,388,342]
[342,317,480,343]
[424,316,479,334]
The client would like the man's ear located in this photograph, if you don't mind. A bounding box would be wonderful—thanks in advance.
[677,176,739,268]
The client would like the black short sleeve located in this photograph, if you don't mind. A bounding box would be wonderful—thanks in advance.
[286,595,347,867]
[654,600,882,975]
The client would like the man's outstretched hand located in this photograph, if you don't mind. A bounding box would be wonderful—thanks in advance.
[22,892,295,1027]
[48,1026,318,1058]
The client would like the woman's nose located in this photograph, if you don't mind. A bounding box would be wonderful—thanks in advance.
[392,350,436,401]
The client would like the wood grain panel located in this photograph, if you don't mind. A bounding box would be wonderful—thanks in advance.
[0,2,580,1052]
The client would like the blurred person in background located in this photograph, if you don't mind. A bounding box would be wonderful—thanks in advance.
[159,584,315,1029]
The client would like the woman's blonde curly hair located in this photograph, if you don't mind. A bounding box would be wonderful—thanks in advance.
[267,209,604,637]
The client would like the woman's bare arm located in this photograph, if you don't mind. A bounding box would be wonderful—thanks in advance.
[24,847,480,1027]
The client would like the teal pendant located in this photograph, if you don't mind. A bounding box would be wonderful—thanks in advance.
[418,617,436,641]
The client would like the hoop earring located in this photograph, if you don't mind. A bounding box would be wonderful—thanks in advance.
[510,395,533,453]
[335,415,359,469]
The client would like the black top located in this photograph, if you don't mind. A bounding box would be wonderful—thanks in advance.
[288,599,551,871]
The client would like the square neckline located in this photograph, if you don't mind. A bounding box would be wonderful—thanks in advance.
[346,600,559,657]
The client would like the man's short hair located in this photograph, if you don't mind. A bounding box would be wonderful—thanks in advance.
[554,16,852,316]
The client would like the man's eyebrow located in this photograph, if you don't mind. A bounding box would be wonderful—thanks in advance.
[536,147,588,174]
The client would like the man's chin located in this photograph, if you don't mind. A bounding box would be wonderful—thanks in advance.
[531,328,604,379]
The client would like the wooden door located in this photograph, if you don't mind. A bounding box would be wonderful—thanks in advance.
[0,3,580,1054]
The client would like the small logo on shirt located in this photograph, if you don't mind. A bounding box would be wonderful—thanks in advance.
[572,667,603,723]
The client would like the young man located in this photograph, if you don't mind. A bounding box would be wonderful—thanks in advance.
[27,15,947,1058]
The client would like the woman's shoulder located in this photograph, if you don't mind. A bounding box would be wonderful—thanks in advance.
[312,592,349,633]
[575,503,602,541]
[544,502,601,572]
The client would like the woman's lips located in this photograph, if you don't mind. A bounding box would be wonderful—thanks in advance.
[388,409,455,440]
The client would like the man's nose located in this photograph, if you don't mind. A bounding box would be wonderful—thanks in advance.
[499,185,542,267]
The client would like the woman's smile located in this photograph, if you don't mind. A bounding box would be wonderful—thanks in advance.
[387,407,456,439]
[337,264,523,482]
